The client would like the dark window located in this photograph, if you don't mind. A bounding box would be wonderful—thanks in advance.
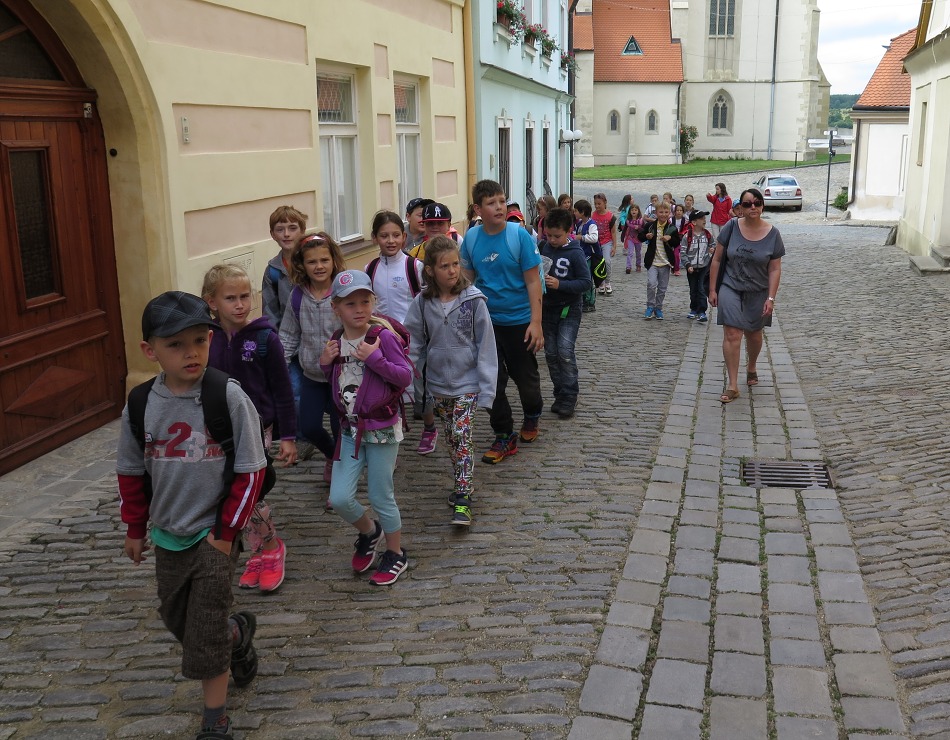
[712,95,729,130]
[542,127,550,185]
[10,149,59,299]
[709,0,736,37]
[525,127,533,189]
[0,6,62,80]
[622,36,643,55]
[609,110,620,132]
[498,127,511,196]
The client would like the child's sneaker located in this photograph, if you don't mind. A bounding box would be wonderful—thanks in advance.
[352,520,383,573]
[417,427,438,455]
[229,611,258,688]
[697,312,708,323]
[258,538,286,592]
[481,433,518,464]
[654,308,664,320]
[452,499,473,526]
[604,283,613,295]
[197,715,233,739]
[687,311,698,319]
[370,549,408,585]
[238,554,262,589]
[520,415,540,442]
[644,307,655,320]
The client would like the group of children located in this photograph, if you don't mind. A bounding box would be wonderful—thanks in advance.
[117,177,604,738]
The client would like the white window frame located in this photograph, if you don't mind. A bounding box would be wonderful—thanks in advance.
[710,90,733,134]
[317,71,362,242]
[608,110,620,134]
[709,0,736,37]
[394,77,421,213]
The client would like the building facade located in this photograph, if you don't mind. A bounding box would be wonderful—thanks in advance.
[474,0,573,219]
[848,29,914,222]
[572,0,827,166]
[899,0,950,257]
[0,0,469,474]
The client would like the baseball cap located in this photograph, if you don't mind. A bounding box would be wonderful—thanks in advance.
[506,199,520,209]
[422,202,452,222]
[506,210,526,223]
[142,291,213,341]
[689,210,709,221]
[405,197,433,215]
[331,270,376,299]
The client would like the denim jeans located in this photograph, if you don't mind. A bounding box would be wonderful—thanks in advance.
[288,357,304,440]
[329,433,401,534]
[687,265,710,313]
[542,303,582,399]
[647,265,671,310]
[299,375,340,459]
[490,323,543,436]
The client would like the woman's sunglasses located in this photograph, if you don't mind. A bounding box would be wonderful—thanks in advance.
[740,199,764,208]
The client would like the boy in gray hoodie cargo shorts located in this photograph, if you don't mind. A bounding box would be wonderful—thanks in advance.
[116,291,267,740]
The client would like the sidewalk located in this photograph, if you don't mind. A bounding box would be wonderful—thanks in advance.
[0,240,912,738]
[570,316,907,739]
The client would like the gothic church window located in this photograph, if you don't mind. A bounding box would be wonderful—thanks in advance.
[608,110,620,133]
[710,92,732,133]
[647,110,658,133]
[708,0,735,37]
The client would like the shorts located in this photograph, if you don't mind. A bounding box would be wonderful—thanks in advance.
[155,537,239,680]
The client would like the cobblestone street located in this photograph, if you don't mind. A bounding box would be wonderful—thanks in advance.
[6,202,950,739]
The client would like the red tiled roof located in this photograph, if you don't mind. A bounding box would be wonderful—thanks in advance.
[574,13,593,50]
[590,0,683,83]
[855,28,915,108]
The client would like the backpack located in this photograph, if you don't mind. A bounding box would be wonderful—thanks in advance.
[327,315,414,451]
[366,255,422,297]
[126,367,276,534]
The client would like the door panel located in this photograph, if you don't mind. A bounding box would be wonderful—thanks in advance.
[0,95,125,474]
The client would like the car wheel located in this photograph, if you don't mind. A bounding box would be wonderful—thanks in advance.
[794,204,802,212]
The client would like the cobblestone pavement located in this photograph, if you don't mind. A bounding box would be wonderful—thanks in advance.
[4,212,944,740]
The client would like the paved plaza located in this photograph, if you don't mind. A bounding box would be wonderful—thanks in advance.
[4,191,950,738]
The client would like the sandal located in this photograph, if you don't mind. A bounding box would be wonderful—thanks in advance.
[720,389,740,404]
[230,611,258,688]
[746,372,759,386]
[196,726,233,740]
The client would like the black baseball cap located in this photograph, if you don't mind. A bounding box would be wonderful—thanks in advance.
[689,210,709,221]
[423,202,452,222]
[405,197,434,215]
[142,291,213,341]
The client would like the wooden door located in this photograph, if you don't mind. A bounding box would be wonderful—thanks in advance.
[0,1,125,475]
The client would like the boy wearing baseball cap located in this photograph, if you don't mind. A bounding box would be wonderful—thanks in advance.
[682,210,714,322]
[116,291,267,739]
[408,202,460,261]
[404,197,433,254]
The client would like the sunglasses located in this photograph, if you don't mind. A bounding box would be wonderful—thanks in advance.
[740,199,764,208]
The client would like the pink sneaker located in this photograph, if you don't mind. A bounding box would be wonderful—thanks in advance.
[258,539,286,592]
[238,554,262,589]
[417,428,438,455]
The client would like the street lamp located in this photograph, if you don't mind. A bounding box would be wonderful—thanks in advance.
[559,129,583,147]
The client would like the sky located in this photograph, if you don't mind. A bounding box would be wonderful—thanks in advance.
[816,0,920,95]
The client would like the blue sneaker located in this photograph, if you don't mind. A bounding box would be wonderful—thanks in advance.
[655,308,664,320]
[687,311,698,319]
[644,307,654,320]
[697,312,708,323]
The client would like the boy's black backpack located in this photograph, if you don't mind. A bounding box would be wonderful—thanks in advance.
[126,367,276,530]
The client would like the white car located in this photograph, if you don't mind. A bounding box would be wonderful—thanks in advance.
[752,174,803,211]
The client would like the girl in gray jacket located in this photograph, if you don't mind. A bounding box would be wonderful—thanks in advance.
[404,236,497,527]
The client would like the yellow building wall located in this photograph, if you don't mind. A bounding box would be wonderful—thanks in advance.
[32,0,468,383]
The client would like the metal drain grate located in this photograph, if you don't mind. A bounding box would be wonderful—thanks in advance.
[741,460,833,489]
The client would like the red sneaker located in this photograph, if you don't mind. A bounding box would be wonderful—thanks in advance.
[258,539,286,592]
[238,554,262,589]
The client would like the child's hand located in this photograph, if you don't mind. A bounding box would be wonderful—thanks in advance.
[206,532,232,556]
[610,245,618,257]
[544,274,560,290]
[124,536,149,565]
[319,339,340,365]
[353,335,379,361]
[276,439,297,467]
[646,231,655,240]
[661,235,670,242]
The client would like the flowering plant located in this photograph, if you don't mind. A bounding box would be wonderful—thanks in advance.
[539,31,558,56]
[560,51,578,72]
[679,125,699,161]
[523,22,544,43]
[496,0,521,21]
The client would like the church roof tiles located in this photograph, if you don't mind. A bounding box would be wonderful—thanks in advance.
[854,28,915,109]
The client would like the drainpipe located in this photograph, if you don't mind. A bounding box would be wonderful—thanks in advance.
[676,82,683,163]
[569,0,578,197]
[766,0,780,159]
[463,0,477,194]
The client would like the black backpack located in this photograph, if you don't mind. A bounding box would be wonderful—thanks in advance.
[126,367,276,535]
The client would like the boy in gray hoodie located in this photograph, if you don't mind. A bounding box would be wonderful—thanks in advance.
[116,291,267,740]
[540,208,594,418]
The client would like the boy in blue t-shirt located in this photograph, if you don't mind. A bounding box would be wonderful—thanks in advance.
[460,179,543,464]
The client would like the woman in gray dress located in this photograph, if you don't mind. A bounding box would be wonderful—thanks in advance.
[707,188,784,404]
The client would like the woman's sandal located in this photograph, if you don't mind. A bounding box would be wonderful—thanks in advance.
[720,389,740,404]
[746,372,759,386]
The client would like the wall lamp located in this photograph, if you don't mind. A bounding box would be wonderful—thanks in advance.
[559,129,583,147]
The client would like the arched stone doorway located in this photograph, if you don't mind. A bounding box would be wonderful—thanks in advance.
[0,0,125,474]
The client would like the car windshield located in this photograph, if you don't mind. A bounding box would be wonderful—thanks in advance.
[769,177,798,186]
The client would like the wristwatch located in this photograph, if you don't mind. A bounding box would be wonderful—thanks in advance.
[766,297,775,302]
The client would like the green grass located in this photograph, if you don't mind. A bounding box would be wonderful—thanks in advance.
[572,153,850,181]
